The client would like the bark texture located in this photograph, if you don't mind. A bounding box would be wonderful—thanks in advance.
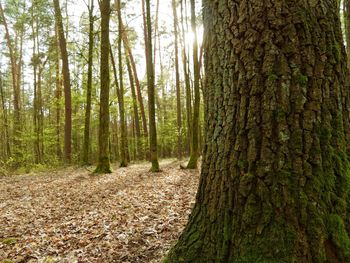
[186,0,201,169]
[165,0,350,262]
[145,0,160,172]
[95,0,111,174]
[83,0,94,165]
[53,0,72,162]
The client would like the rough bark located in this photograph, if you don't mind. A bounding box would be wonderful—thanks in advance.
[186,0,200,169]
[145,0,160,172]
[95,0,112,174]
[83,0,94,165]
[53,0,72,162]
[165,0,350,262]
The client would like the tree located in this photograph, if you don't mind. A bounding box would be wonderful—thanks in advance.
[165,0,350,262]
[172,0,182,159]
[82,0,94,165]
[145,0,160,172]
[186,0,200,169]
[116,0,128,167]
[53,0,72,162]
[95,0,112,173]
[0,2,24,164]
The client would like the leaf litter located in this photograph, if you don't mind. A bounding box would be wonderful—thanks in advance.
[0,159,199,262]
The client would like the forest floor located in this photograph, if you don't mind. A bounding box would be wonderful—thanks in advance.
[0,159,199,263]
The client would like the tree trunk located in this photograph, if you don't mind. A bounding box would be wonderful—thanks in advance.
[117,0,128,167]
[180,0,192,156]
[0,2,22,163]
[145,0,160,172]
[0,73,10,158]
[55,24,62,160]
[95,0,112,173]
[83,0,94,165]
[165,0,350,262]
[186,0,200,169]
[53,0,72,163]
[121,25,148,137]
[172,0,182,160]
[126,51,141,159]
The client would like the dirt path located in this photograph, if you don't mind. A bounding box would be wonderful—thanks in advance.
[0,160,199,263]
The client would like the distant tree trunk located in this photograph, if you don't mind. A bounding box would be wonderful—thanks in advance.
[180,0,192,156]
[121,30,148,138]
[31,6,40,164]
[83,0,94,165]
[55,25,62,159]
[186,0,200,169]
[172,0,182,159]
[95,0,112,173]
[53,0,72,163]
[165,0,350,262]
[145,0,160,172]
[0,73,10,158]
[0,3,22,163]
[116,0,128,167]
[126,51,141,158]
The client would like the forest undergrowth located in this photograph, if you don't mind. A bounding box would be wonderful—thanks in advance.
[0,159,199,263]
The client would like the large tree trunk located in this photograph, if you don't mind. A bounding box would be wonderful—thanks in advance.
[82,0,94,165]
[165,0,350,262]
[95,0,112,173]
[145,0,160,172]
[53,0,72,163]
[186,0,200,169]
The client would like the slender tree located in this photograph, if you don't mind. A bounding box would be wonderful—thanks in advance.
[186,0,200,169]
[165,0,350,261]
[145,0,160,172]
[117,0,128,167]
[82,0,94,165]
[0,2,23,163]
[53,0,72,162]
[172,0,182,159]
[95,0,112,173]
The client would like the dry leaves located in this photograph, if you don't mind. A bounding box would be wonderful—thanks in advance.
[0,159,199,262]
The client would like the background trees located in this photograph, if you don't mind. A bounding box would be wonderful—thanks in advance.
[0,0,204,172]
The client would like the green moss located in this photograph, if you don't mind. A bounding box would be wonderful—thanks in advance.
[332,42,341,62]
[237,159,248,170]
[1,237,17,245]
[326,214,350,258]
[297,74,308,86]
[0,260,14,263]
[267,73,278,82]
